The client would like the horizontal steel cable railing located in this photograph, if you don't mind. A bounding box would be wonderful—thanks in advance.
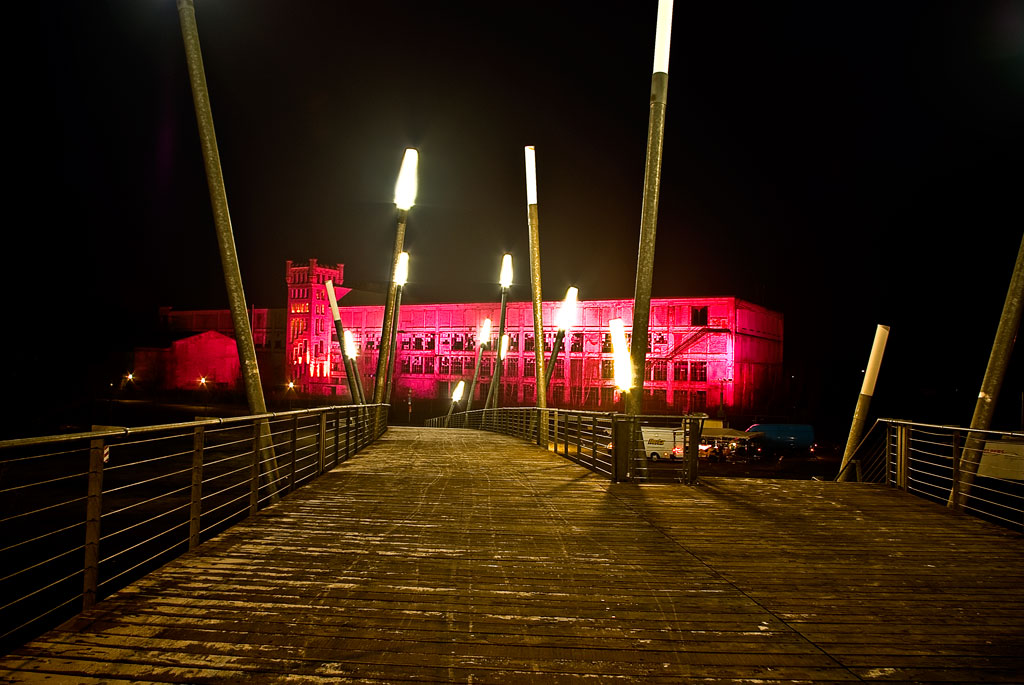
[839,419,1023,531]
[0,403,388,652]
[427,407,705,484]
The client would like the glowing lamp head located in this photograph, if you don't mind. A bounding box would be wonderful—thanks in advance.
[199,376,207,386]
[343,330,358,360]
[451,380,465,402]
[126,373,134,381]
[395,252,409,286]
[609,319,633,390]
[287,381,295,390]
[524,145,538,205]
[499,253,513,289]
[499,334,510,360]
[394,148,418,210]
[555,286,578,331]
[479,318,492,348]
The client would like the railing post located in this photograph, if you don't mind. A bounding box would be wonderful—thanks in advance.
[290,415,298,492]
[318,411,327,475]
[189,427,204,550]
[896,424,910,490]
[949,430,962,511]
[591,415,598,469]
[612,415,632,483]
[345,408,352,461]
[83,438,105,610]
[885,421,893,484]
[334,409,340,467]
[250,423,261,514]
[575,414,582,458]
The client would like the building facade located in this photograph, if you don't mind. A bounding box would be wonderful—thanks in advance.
[285,260,783,416]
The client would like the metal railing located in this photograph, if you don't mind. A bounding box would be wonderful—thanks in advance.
[0,403,388,652]
[427,407,705,484]
[838,419,1023,530]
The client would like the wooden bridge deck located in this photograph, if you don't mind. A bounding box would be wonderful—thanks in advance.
[2,426,1023,683]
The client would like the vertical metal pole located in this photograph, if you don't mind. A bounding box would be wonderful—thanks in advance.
[950,430,962,510]
[249,423,261,514]
[345,407,352,461]
[189,427,204,550]
[627,67,671,416]
[290,415,298,490]
[951,234,1024,508]
[334,409,340,467]
[83,438,105,610]
[374,210,409,404]
[176,1,276,465]
[318,412,327,475]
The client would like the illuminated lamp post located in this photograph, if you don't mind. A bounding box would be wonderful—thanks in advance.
[627,0,674,416]
[343,330,366,404]
[445,380,466,428]
[326,279,362,404]
[543,287,579,397]
[374,148,418,405]
[465,318,491,412]
[484,254,513,410]
[384,252,409,408]
[524,146,548,429]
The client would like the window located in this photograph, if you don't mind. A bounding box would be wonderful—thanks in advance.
[601,359,614,379]
[524,358,535,377]
[602,334,613,353]
[525,334,535,352]
[481,358,492,377]
[600,386,615,407]
[509,334,519,352]
[506,357,519,377]
[650,360,667,381]
[401,335,411,351]
[401,358,411,374]
[691,306,708,326]
[691,361,708,382]
[412,357,423,374]
[570,358,582,380]
[554,359,564,379]
[673,362,688,382]
[452,358,463,375]
[425,334,436,351]
[464,355,474,371]
[570,333,583,353]
[692,390,707,410]
[439,357,450,375]
[413,336,424,351]
[452,334,464,351]
[505,383,518,402]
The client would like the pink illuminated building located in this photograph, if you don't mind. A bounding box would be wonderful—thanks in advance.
[285,259,783,416]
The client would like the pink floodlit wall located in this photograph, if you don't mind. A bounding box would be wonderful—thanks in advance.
[169,331,240,390]
[285,260,784,415]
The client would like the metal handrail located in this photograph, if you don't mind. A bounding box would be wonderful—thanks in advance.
[838,418,1022,531]
[0,403,389,652]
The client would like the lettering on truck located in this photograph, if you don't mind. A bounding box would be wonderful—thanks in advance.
[647,438,665,445]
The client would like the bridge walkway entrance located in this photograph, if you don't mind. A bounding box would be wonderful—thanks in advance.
[3,426,1023,682]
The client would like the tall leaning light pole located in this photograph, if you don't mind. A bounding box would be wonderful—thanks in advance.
[374,148,418,405]
[326,279,362,405]
[485,255,514,410]
[465,318,491,412]
[627,0,674,416]
[525,146,548,417]
[543,287,579,393]
[384,252,409,406]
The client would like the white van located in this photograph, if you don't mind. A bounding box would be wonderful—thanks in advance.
[640,426,685,461]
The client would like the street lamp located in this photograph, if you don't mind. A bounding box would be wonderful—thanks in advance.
[627,0,674,416]
[445,380,466,428]
[384,252,409,406]
[374,148,418,405]
[326,279,362,405]
[543,286,578,396]
[343,330,365,404]
[466,317,491,412]
[484,254,513,410]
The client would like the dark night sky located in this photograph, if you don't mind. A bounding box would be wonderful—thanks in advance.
[7,1,1024,435]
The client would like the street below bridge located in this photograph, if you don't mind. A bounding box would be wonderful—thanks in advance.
[3,426,1023,682]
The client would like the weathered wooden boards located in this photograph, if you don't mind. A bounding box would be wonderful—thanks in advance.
[3,427,1022,682]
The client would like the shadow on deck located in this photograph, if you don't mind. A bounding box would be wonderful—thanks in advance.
[3,426,1023,682]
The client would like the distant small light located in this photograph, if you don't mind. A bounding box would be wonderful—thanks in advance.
[555,287,578,331]
[343,330,358,360]
[394,148,418,210]
[126,373,134,381]
[199,377,207,386]
[451,380,465,402]
[395,252,409,286]
[288,381,295,390]
[499,254,513,288]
